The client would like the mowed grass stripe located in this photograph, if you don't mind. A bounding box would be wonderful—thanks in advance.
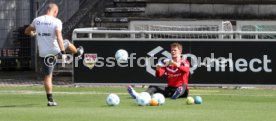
[0,89,276,97]
[0,86,276,121]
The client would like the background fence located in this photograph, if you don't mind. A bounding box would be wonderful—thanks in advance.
[71,28,275,84]
[0,0,79,71]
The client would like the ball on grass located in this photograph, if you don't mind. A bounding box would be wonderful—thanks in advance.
[106,93,120,106]
[150,98,159,106]
[194,96,203,104]
[136,92,151,106]
[186,96,194,105]
[152,93,165,105]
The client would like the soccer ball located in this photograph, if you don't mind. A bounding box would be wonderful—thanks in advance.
[194,96,203,104]
[136,92,151,106]
[106,93,120,106]
[115,49,128,63]
[186,96,195,105]
[152,93,165,105]
[149,98,159,106]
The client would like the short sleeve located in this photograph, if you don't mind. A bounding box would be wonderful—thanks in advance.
[30,19,36,28]
[55,19,63,31]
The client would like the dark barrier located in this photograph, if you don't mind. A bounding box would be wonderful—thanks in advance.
[73,40,275,84]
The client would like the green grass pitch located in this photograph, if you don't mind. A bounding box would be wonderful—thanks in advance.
[0,86,276,121]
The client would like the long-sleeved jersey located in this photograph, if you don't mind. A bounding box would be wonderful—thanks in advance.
[156,59,190,87]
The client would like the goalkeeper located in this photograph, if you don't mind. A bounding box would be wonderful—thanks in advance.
[128,42,190,99]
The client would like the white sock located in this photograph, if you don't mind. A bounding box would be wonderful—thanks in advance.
[132,90,139,98]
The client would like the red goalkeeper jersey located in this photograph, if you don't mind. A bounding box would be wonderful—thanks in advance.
[156,59,190,87]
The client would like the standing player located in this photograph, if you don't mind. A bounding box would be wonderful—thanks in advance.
[128,42,190,99]
[24,3,84,106]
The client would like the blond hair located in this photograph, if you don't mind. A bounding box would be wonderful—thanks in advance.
[170,42,183,52]
[47,3,58,10]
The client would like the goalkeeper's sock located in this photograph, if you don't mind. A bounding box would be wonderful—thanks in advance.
[171,87,184,99]
[127,86,138,99]
[47,94,54,102]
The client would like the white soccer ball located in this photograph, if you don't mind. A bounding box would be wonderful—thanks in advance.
[136,92,151,106]
[115,49,128,63]
[152,93,165,105]
[106,93,120,106]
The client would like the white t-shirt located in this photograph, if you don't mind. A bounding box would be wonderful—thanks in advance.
[31,15,62,57]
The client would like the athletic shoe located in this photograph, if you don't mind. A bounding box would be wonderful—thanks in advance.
[47,101,58,106]
[171,87,184,99]
[77,46,84,58]
[127,85,137,99]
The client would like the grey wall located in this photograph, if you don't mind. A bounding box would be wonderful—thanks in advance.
[145,3,276,19]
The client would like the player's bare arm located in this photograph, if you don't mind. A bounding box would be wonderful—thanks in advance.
[24,26,36,37]
[56,30,65,52]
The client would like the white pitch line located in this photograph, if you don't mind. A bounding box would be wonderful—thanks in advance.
[0,90,127,95]
[0,90,275,97]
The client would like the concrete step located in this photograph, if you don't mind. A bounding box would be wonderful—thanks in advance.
[113,0,146,7]
[94,17,152,29]
[94,17,151,23]
[105,7,145,13]
[94,17,129,23]
[105,12,145,17]
[94,17,129,28]
[113,0,146,2]
[95,22,129,29]
[113,2,146,7]
[123,0,276,4]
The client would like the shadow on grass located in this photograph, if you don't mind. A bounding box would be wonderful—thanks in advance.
[0,104,38,108]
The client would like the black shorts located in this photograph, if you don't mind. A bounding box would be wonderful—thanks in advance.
[40,55,57,76]
[146,84,189,98]
[39,39,70,76]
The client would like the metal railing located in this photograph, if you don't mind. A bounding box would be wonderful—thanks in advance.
[72,28,276,41]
